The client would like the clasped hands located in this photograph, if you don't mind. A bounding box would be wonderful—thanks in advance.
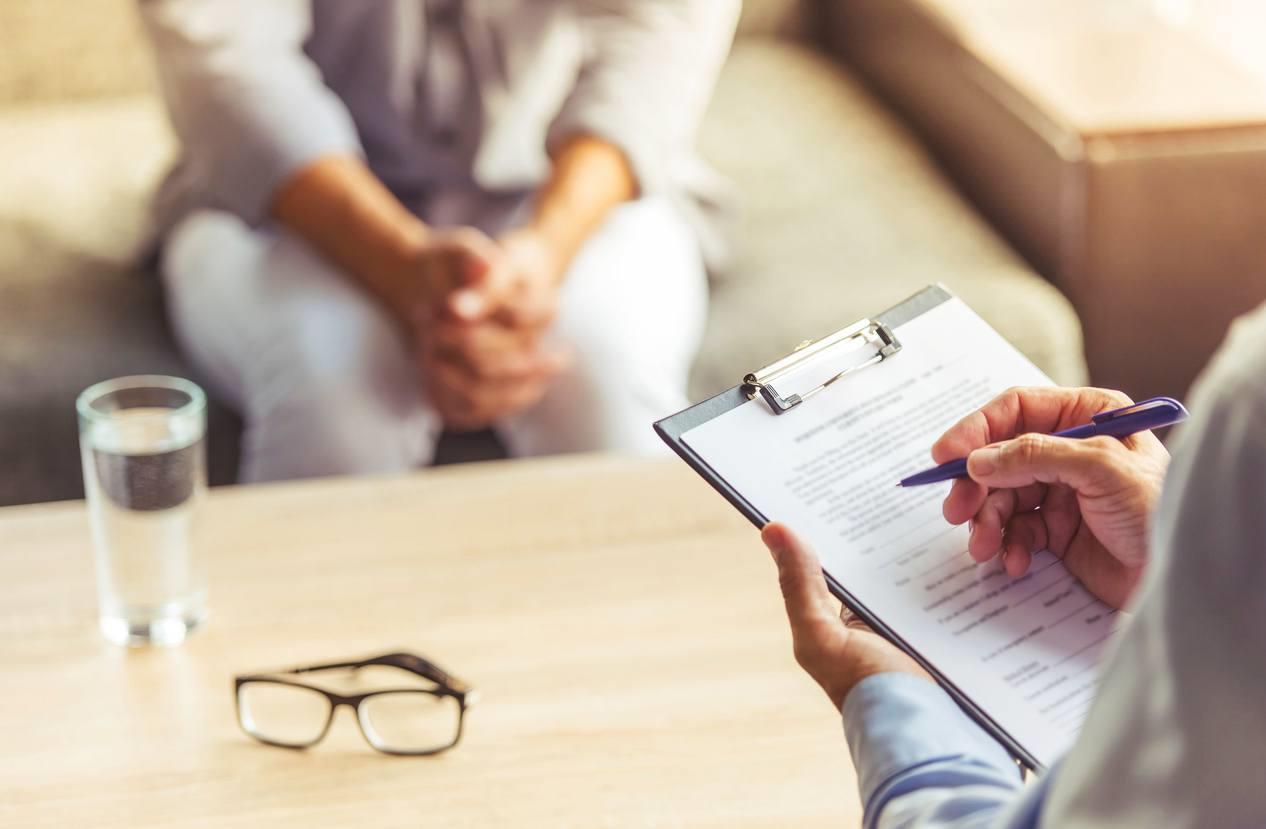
[763,386,1172,709]
[395,226,571,431]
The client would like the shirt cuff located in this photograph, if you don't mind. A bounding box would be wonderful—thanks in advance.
[220,86,364,225]
[843,673,1023,827]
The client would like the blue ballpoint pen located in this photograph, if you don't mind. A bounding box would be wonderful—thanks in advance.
[898,396,1189,487]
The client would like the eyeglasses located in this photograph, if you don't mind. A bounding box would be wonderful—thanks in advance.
[234,651,476,756]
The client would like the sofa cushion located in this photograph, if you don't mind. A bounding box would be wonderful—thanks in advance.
[0,97,240,505]
[0,0,156,105]
[692,37,1087,399]
[737,0,811,38]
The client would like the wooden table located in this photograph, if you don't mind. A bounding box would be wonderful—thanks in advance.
[0,455,859,827]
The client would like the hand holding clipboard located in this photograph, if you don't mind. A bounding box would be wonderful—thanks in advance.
[655,286,1142,770]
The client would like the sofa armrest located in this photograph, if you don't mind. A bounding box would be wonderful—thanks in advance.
[0,0,157,106]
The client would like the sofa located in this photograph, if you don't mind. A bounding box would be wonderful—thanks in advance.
[0,0,1086,507]
[827,0,1266,402]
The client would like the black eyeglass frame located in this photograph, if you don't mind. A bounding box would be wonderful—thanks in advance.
[234,651,476,757]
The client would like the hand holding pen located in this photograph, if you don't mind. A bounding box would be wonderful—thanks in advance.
[915,387,1178,609]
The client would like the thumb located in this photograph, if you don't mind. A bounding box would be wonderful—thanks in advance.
[447,258,500,321]
[761,523,837,634]
[967,434,1124,493]
[445,233,505,321]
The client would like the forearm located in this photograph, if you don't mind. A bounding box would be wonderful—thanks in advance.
[525,133,636,279]
[271,155,428,316]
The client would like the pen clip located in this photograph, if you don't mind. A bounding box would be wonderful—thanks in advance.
[1091,396,1187,427]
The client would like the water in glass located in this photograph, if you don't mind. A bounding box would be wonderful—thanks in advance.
[79,380,208,646]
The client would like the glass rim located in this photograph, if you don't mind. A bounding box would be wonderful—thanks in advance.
[76,375,207,425]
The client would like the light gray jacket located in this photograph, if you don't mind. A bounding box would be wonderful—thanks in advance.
[139,0,739,244]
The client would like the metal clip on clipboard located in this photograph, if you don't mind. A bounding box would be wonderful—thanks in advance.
[743,319,902,414]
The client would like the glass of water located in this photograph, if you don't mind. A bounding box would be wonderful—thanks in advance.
[77,376,208,646]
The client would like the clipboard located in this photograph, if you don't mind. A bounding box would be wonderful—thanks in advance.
[654,284,1040,770]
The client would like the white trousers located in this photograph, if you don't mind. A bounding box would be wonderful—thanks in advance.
[160,198,707,483]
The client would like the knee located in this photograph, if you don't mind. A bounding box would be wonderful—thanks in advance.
[249,320,435,468]
[552,199,707,382]
[162,210,257,286]
[550,294,699,411]
[506,343,685,456]
[236,269,438,479]
[243,372,437,482]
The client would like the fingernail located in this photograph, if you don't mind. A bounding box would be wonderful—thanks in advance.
[970,447,1000,476]
[761,524,786,561]
[451,291,483,318]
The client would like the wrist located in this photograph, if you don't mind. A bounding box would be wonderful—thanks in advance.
[525,134,634,278]
[272,156,432,312]
[370,217,432,314]
[504,226,569,288]
[825,670,887,712]
[381,216,430,271]
[826,631,934,710]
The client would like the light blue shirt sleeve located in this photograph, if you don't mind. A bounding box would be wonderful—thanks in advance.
[843,673,1055,829]
[549,1,739,195]
[843,306,1266,829]
[140,0,364,225]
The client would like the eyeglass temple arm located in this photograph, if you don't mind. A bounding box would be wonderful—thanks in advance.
[287,652,470,692]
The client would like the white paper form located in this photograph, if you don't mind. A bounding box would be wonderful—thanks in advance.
[682,298,1119,766]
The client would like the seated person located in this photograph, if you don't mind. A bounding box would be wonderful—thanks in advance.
[762,306,1266,827]
[139,0,739,482]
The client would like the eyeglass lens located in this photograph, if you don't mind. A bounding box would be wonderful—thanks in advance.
[237,682,332,747]
[358,691,461,753]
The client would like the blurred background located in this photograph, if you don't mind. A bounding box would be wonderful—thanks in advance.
[3,0,1264,506]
